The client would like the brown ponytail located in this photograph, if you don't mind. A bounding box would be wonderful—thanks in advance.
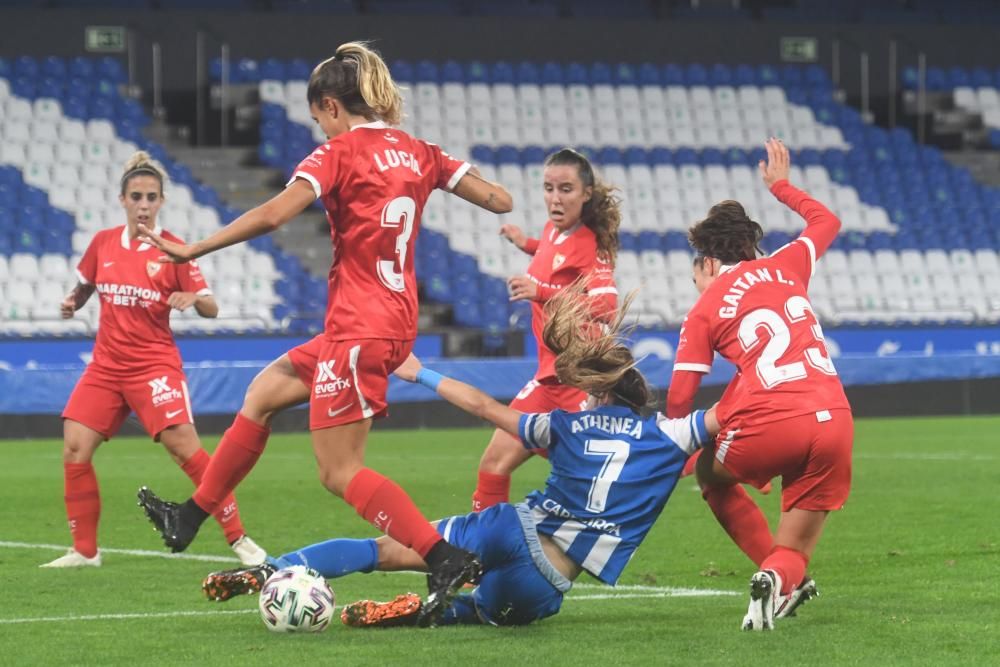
[688,200,763,264]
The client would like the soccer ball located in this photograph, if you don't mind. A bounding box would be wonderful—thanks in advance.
[258,565,335,633]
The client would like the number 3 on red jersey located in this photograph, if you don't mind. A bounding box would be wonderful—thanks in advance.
[377,196,416,292]
[739,295,837,389]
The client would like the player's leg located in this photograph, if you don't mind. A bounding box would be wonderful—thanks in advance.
[695,438,774,568]
[44,372,130,568]
[473,380,585,511]
[157,423,265,565]
[40,419,106,567]
[473,428,533,511]
[759,410,853,620]
[138,351,310,551]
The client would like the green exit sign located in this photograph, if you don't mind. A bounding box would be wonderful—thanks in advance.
[85,26,126,53]
[780,36,818,63]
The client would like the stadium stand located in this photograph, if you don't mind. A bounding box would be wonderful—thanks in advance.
[0,55,326,337]
[249,58,1000,328]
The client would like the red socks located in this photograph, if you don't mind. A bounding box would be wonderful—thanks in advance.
[472,471,511,512]
[344,467,441,558]
[702,484,773,567]
[64,462,100,558]
[180,448,246,544]
[762,546,809,595]
[192,413,270,514]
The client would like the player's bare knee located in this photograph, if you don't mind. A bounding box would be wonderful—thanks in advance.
[317,467,350,498]
[478,432,522,475]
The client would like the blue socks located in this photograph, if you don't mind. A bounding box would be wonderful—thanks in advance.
[268,538,379,579]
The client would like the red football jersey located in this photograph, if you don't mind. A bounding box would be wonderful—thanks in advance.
[77,225,210,375]
[290,121,470,341]
[673,180,850,428]
[521,221,618,381]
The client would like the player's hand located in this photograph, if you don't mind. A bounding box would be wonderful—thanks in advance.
[167,292,199,311]
[137,224,196,263]
[499,224,527,250]
[507,275,538,302]
[759,137,790,188]
[393,352,423,382]
[60,295,76,319]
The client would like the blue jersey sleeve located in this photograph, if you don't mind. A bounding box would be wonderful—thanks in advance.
[654,410,709,455]
[518,413,552,450]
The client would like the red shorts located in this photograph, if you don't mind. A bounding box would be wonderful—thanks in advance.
[62,364,193,441]
[714,408,853,512]
[509,377,588,413]
[288,335,413,431]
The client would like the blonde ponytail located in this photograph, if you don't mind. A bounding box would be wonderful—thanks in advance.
[542,280,650,410]
[307,41,403,126]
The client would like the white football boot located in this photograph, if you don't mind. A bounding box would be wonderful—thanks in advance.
[776,576,818,619]
[231,535,267,566]
[40,549,102,568]
[741,569,782,631]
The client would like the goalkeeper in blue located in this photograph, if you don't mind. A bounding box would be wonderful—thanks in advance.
[203,287,720,627]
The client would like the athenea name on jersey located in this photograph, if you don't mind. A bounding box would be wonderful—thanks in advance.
[373,148,422,176]
[96,283,162,308]
[718,266,796,319]
[570,413,643,439]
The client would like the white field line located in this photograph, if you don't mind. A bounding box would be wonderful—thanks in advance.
[2,540,739,625]
[0,540,237,563]
[0,609,257,625]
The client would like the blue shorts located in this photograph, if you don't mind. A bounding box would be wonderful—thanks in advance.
[435,503,573,626]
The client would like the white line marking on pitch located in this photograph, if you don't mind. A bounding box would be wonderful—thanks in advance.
[0,609,257,625]
[1,540,741,614]
[0,541,237,563]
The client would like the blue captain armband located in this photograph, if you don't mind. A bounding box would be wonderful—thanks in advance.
[692,410,710,447]
[416,368,445,392]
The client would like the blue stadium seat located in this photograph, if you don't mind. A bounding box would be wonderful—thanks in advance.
[14,56,39,79]
[260,58,286,81]
[613,62,636,86]
[441,60,464,83]
[709,64,733,86]
[684,63,708,86]
[287,58,312,80]
[541,61,564,85]
[515,61,540,85]
[42,56,67,80]
[415,60,439,83]
[590,62,612,85]
[490,61,514,84]
[661,63,684,86]
[521,145,546,164]
[566,62,589,85]
[637,62,660,86]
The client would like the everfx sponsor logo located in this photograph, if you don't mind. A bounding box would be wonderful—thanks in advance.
[314,360,351,396]
[149,376,183,405]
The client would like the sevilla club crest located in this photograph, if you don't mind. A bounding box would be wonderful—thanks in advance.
[552,253,566,271]
[146,261,162,277]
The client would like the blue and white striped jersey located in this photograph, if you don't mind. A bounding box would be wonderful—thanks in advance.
[518,405,709,585]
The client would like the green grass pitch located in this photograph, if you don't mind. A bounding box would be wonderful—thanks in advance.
[1,416,998,665]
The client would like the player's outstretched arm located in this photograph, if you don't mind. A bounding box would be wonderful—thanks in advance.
[761,138,841,258]
[393,353,522,436]
[60,282,96,319]
[137,180,318,263]
[451,167,513,214]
